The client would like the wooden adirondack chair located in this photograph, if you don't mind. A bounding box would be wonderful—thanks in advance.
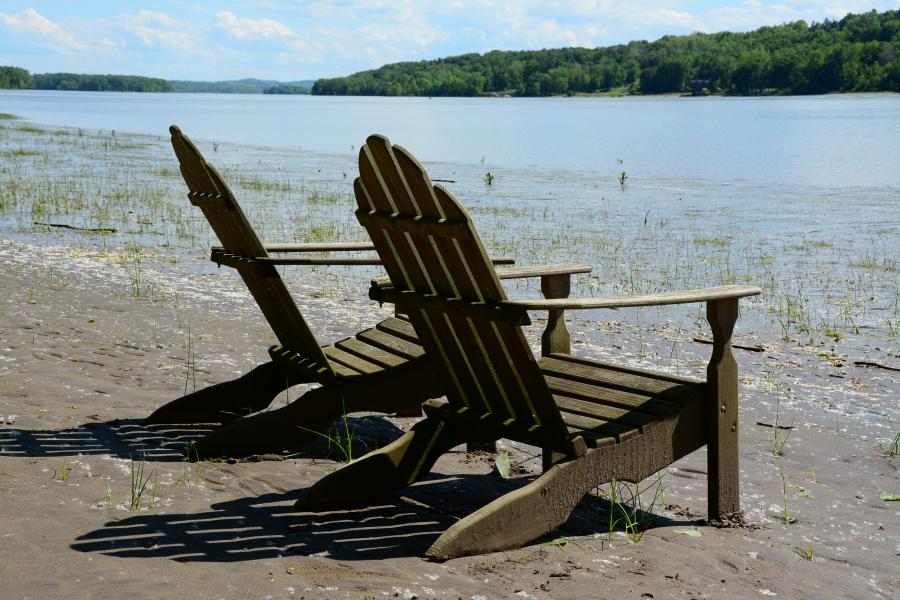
[148,127,538,459]
[295,134,761,558]
[145,126,447,458]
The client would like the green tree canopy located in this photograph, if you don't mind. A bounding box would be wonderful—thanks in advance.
[312,9,900,97]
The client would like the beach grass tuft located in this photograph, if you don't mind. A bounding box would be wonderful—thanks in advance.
[129,453,156,510]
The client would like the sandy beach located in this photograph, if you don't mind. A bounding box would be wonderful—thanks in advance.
[1,119,898,599]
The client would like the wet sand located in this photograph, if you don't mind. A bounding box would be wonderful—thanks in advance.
[1,234,897,599]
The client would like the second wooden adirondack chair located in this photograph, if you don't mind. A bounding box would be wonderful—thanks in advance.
[149,126,565,459]
[146,126,445,458]
[295,134,761,558]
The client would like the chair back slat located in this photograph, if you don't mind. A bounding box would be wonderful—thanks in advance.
[355,135,568,438]
[431,185,565,429]
[367,139,530,415]
[356,146,489,412]
[169,126,332,375]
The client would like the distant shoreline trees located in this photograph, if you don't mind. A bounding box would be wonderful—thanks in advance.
[32,73,174,92]
[0,71,313,94]
[0,69,173,92]
[262,84,311,94]
[312,9,900,97]
[0,66,35,89]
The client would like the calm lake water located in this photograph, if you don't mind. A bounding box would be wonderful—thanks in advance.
[1,90,899,190]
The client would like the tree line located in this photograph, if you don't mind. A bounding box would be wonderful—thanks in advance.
[0,69,314,94]
[312,9,900,97]
[0,68,173,92]
[170,79,312,93]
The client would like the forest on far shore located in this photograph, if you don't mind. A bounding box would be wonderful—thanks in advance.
[312,9,900,97]
[3,10,898,98]
[0,70,313,94]
[0,70,173,92]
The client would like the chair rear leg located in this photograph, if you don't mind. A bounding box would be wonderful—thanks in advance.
[339,361,443,417]
[145,361,300,425]
[188,383,344,459]
[188,364,446,459]
[295,416,467,510]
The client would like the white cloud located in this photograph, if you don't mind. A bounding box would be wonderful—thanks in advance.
[285,39,311,52]
[216,11,297,40]
[707,2,799,29]
[96,38,122,49]
[633,8,708,31]
[523,19,607,48]
[0,7,87,51]
[120,10,194,51]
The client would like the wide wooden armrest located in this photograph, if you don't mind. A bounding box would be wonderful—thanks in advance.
[499,285,761,311]
[256,256,382,266]
[213,242,375,253]
[495,263,591,280]
[212,243,512,270]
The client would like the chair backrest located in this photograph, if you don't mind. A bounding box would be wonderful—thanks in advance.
[354,134,568,442]
[169,126,332,375]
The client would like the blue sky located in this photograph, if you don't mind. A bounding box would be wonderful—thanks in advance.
[1,1,896,81]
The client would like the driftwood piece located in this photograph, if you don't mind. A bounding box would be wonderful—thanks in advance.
[693,337,764,353]
[853,361,900,372]
[33,221,117,234]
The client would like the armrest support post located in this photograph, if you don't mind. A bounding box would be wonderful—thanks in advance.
[538,273,572,468]
[706,298,740,521]
[540,274,572,355]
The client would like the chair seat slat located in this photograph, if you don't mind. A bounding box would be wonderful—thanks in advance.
[356,329,427,360]
[375,316,418,342]
[335,337,408,369]
[323,347,384,375]
[545,352,701,386]
[560,412,639,443]
[543,374,684,418]
[540,355,695,400]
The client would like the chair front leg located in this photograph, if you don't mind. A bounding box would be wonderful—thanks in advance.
[296,415,469,510]
[706,298,740,521]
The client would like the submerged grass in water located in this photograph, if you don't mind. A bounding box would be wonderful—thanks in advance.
[0,118,897,362]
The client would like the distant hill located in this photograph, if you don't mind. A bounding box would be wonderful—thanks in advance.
[0,69,313,94]
[169,78,313,94]
[312,8,900,97]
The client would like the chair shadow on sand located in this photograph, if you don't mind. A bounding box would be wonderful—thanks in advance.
[67,478,694,561]
[1,417,694,560]
[0,419,217,461]
[0,414,406,462]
